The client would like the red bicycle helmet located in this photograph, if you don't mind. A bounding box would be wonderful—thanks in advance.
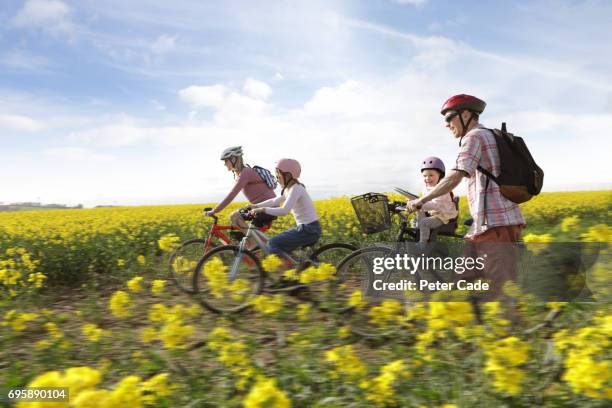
[440,94,486,115]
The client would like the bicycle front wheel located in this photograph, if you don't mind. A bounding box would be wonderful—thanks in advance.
[168,238,209,294]
[192,245,264,314]
[335,246,408,337]
[306,243,358,310]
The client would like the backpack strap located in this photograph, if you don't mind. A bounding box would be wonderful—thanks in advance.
[475,128,501,228]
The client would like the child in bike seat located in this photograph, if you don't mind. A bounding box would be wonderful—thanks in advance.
[249,158,321,257]
[205,146,277,235]
[416,156,458,243]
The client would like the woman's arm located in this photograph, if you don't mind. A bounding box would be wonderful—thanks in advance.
[212,171,250,213]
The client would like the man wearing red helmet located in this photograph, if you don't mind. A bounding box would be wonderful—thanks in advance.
[406,94,525,300]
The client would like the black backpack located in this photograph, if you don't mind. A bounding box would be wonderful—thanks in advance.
[478,123,544,204]
[252,165,278,190]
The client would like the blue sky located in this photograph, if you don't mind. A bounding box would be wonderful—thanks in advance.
[1,0,611,207]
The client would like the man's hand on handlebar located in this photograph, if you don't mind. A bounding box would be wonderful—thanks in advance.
[204,210,215,217]
[406,198,423,213]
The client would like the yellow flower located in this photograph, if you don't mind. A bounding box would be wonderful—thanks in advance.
[71,389,113,408]
[560,215,580,232]
[348,290,366,309]
[158,320,194,349]
[82,323,106,342]
[251,294,283,315]
[262,254,283,273]
[109,375,142,406]
[362,359,409,407]
[44,322,64,340]
[109,290,131,318]
[243,377,291,408]
[368,300,405,328]
[337,326,351,339]
[283,269,298,280]
[581,224,612,242]
[325,345,367,379]
[127,276,144,293]
[142,373,172,399]
[27,272,47,288]
[484,336,530,395]
[5,312,39,332]
[299,263,336,284]
[158,234,181,252]
[141,326,158,343]
[151,279,166,295]
[148,303,167,322]
[296,303,311,321]
[136,255,146,266]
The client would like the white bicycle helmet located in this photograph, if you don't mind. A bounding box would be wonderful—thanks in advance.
[220,146,243,161]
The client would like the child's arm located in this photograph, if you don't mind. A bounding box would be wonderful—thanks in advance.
[254,196,285,208]
[262,185,301,216]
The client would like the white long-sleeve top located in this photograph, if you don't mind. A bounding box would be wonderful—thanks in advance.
[420,185,458,223]
[256,183,319,225]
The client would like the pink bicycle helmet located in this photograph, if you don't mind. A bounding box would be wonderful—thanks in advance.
[421,156,445,177]
[276,158,301,179]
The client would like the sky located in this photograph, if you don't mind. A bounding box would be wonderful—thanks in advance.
[1,0,611,207]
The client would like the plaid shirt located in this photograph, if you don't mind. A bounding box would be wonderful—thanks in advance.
[453,124,525,238]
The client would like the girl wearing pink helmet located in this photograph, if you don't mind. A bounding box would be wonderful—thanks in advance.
[250,158,321,256]
[415,156,458,243]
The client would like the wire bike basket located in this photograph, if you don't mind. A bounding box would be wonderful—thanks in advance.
[351,193,392,234]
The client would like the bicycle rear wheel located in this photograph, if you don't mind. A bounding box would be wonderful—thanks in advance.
[168,238,209,294]
[192,245,264,314]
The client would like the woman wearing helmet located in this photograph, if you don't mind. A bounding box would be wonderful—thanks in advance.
[415,156,458,243]
[250,158,321,257]
[206,146,277,236]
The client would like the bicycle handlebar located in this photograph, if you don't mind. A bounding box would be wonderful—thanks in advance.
[203,207,218,223]
[238,207,255,222]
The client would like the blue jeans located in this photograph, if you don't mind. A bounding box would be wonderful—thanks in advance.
[267,221,322,257]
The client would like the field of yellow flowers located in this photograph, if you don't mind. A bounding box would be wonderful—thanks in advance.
[0,190,610,407]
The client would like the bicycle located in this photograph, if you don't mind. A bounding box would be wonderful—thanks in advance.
[168,207,272,294]
[333,192,465,337]
[191,211,357,314]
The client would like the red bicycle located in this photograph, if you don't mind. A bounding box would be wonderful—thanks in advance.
[168,207,271,294]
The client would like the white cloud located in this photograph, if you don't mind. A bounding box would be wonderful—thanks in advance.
[151,35,176,54]
[11,0,74,34]
[391,0,428,7]
[243,78,272,100]
[44,147,116,162]
[179,85,228,108]
[0,114,46,132]
[0,50,54,72]
[63,66,611,205]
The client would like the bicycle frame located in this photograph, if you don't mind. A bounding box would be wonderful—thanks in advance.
[204,210,272,254]
[229,221,303,281]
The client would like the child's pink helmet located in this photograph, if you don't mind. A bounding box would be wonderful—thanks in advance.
[276,158,301,179]
[421,156,445,177]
